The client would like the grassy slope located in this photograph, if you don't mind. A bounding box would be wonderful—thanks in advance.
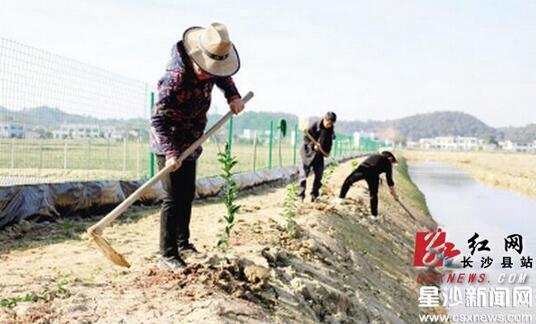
[395,156,430,214]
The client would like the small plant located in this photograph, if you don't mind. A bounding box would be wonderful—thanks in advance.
[216,144,240,249]
[320,161,338,196]
[282,183,299,238]
[351,159,359,169]
[277,119,287,167]
[0,279,70,319]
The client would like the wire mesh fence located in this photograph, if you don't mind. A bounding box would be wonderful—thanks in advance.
[0,37,150,183]
[0,38,378,186]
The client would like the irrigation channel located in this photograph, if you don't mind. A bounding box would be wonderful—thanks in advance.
[409,161,536,322]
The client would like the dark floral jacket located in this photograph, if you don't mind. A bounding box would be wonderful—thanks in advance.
[150,41,240,160]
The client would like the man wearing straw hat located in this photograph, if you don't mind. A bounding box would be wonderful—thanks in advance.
[150,23,245,270]
[298,112,337,202]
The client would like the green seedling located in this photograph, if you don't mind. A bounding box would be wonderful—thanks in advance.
[216,144,241,249]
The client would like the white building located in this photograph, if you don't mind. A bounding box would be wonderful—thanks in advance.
[418,136,481,151]
[0,123,24,138]
[353,131,376,147]
[406,140,420,149]
[53,124,101,139]
[101,126,125,141]
[239,129,255,140]
[499,140,535,152]
[24,130,41,139]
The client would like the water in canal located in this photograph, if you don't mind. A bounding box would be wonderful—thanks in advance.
[409,161,535,322]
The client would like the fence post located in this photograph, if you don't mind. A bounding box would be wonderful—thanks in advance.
[268,120,273,169]
[63,141,67,170]
[10,138,15,169]
[38,142,43,173]
[278,128,282,167]
[87,139,91,175]
[136,136,141,179]
[293,124,298,165]
[106,139,111,162]
[226,115,233,158]
[333,137,338,157]
[149,91,156,178]
[252,130,258,172]
[123,137,127,172]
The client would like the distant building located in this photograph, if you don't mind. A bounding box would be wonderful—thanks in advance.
[406,140,420,149]
[416,136,536,152]
[481,142,499,151]
[239,129,255,140]
[24,130,41,139]
[101,126,125,141]
[0,123,24,138]
[498,140,534,152]
[53,124,101,139]
[353,131,376,147]
[418,136,481,151]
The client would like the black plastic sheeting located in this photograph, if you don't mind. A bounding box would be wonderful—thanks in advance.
[0,153,369,230]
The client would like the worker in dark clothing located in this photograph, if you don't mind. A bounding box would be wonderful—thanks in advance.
[337,151,399,221]
[298,111,337,202]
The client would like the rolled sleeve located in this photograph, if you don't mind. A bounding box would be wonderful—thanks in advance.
[215,76,241,103]
[386,164,395,187]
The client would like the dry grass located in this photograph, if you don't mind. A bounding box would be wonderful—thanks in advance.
[403,150,536,198]
[0,141,299,183]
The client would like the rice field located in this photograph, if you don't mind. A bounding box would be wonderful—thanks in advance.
[0,138,301,183]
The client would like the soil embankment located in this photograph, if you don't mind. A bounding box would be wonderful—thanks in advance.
[1,157,444,323]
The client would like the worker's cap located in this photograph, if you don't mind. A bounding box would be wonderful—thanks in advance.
[324,111,337,122]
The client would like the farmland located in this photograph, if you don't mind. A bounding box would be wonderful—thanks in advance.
[0,138,301,183]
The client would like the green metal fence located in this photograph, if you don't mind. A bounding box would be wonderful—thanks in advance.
[0,37,371,185]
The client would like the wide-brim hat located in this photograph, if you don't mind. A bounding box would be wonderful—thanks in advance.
[183,22,240,77]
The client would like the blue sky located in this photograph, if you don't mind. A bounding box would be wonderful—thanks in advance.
[1,0,535,127]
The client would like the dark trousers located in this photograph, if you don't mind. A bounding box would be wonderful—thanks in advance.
[157,156,196,258]
[339,166,380,216]
[298,154,324,200]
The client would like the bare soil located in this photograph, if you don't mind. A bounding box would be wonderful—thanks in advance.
[0,158,445,323]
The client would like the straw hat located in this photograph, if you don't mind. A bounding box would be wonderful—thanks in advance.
[183,22,240,77]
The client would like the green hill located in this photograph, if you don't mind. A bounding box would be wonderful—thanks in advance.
[337,111,499,141]
[1,106,534,142]
[499,124,536,143]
